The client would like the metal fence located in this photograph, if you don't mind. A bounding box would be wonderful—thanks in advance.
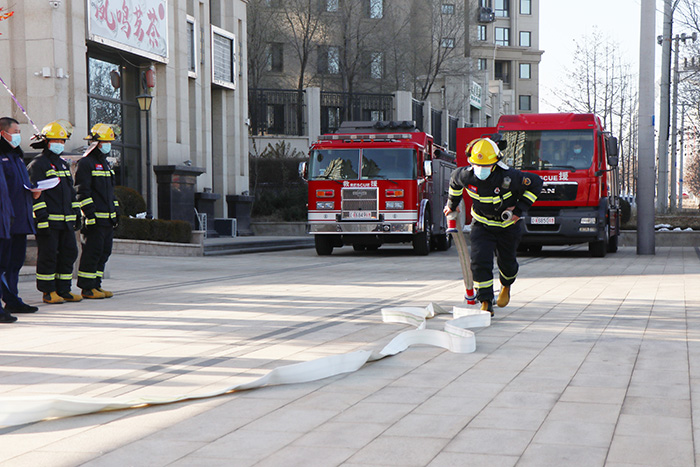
[320,92,394,134]
[248,88,305,136]
[431,109,443,146]
[412,99,424,132]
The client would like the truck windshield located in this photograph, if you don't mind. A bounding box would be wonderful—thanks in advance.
[500,129,595,171]
[309,149,360,180]
[309,148,416,180]
[361,148,416,180]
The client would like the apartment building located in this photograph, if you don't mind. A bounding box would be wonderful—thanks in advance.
[467,0,543,119]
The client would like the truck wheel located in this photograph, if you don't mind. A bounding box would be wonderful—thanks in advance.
[315,235,334,255]
[413,216,432,256]
[435,232,452,251]
[589,225,609,257]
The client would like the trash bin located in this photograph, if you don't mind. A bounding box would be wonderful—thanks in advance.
[226,194,254,236]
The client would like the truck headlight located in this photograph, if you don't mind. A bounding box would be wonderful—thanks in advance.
[316,201,334,210]
[580,217,597,225]
[386,201,404,210]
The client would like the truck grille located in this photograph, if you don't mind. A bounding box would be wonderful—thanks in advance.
[341,187,378,220]
[538,182,578,201]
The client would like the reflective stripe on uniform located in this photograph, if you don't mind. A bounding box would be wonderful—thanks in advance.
[523,190,538,203]
[471,209,515,228]
[36,273,56,281]
[96,270,104,278]
[474,279,494,289]
[33,202,47,211]
[78,271,97,279]
[57,273,73,281]
[466,187,514,204]
[37,222,49,229]
[499,269,517,281]
[449,187,464,197]
[91,170,111,177]
[80,198,94,207]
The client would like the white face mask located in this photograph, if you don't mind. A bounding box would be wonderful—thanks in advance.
[473,165,493,180]
[3,132,21,148]
[48,142,64,155]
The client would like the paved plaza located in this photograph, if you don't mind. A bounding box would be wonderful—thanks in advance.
[1,244,699,466]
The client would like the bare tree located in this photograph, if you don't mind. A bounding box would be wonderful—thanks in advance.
[247,0,282,90]
[410,0,467,101]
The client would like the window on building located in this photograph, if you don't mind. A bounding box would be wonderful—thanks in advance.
[441,37,455,48]
[519,63,531,79]
[478,25,487,41]
[267,43,284,72]
[186,16,197,78]
[519,95,532,110]
[519,31,531,47]
[494,60,510,84]
[495,0,509,17]
[318,46,340,74]
[480,0,491,7]
[520,0,531,14]
[495,27,510,46]
[369,52,383,79]
[211,26,236,89]
[326,0,339,12]
[442,3,455,14]
[478,58,488,70]
[368,0,383,18]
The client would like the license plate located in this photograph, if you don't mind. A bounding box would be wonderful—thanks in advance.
[531,216,555,225]
[347,211,374,219]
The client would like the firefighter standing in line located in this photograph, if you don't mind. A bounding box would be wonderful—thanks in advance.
[443,137,543,316]
[0,117,40,315]
[27,121,83,304]
[74,124,120,299]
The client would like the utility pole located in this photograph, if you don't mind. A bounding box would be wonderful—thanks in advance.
[637,0,656,255]
[656,0,674,214]
[679,105,686,208]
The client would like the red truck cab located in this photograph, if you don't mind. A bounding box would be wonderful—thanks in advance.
[300,121,455,255]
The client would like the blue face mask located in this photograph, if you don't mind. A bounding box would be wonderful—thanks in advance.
[473,166,493,180]
[48,142,64,155]
[99,143,111,154]
[7,133,21,148]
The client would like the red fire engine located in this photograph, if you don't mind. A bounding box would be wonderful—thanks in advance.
[300,121,456,255]
[457,113,621,257]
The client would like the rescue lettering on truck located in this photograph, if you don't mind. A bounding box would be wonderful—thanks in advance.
[457,113,620,257]
[300,120,456,256]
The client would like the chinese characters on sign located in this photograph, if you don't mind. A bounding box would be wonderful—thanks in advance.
[88,0,168,62]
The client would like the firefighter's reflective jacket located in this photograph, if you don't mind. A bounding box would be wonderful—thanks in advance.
[27,149,80,231]
[447,163,543,228]
[74,148,119,227]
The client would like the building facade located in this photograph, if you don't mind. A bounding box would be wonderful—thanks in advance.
[0,0,248,223]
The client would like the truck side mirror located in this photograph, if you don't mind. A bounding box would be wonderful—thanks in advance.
[606,136,619,158]
[298,161,308,180]
[423,160,433,178]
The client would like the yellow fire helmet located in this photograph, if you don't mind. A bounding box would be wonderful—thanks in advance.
[40,120,72,140]
[467,138,501,166]
[84,123,116,142]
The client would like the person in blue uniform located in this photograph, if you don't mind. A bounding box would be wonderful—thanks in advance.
[0,159,16,323]
[444,137,543,316]
[0,117,39,315]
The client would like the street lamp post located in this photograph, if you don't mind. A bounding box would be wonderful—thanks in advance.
[136,93,153,218]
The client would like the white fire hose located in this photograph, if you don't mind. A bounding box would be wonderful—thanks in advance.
[446,209,476,304]
[0,304,490,428]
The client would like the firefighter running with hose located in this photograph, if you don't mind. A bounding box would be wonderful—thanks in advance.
[75,124,120,299]
[443,137,542,316]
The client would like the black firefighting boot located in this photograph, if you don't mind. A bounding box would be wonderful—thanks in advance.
[82,288,106,299]
[43,291,65,304]
[97,288,113,298]
[59,291,83,302]
[496,285,511,308]
[480,300,494,316]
